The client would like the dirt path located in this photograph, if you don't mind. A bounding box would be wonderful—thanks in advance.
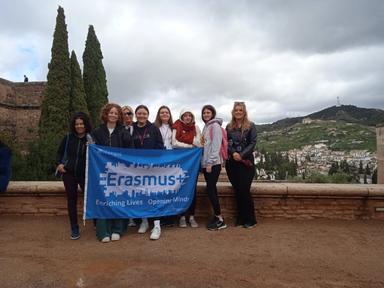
[0,216,383,288]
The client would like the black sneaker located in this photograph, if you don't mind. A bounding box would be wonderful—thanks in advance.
[243,223,256,229]
[70,227,80,240]
[207,217,227,231]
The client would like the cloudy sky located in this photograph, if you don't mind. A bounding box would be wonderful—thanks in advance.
[1,0,383,124]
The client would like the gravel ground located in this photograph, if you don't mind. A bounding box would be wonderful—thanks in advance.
[0,216,384,288]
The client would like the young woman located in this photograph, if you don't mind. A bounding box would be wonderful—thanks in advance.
[122,105,136,228]
[132,104,164,240]
[122,105,134,135]
[226,101,257,228]
[201,105,227,230]
[154,105,173,150]
[172,108,201,228]
[92,103,134,242]
[56,112,92,240]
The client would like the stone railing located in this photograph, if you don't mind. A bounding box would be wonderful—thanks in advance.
[1,181,384,220]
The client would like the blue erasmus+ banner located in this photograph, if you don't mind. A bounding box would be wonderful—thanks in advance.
[83,144,202,219]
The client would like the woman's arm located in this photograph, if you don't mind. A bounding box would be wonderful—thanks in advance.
[239,123,257,159]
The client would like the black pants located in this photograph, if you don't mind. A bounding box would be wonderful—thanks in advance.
[183,176,197,216]
[226,160,256,225]
[203,164,222,216]
[62,172,84,230]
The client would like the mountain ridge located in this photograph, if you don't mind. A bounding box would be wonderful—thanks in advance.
[256,105,384,132]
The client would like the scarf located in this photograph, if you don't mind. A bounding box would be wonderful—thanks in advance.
[172,119,196,144]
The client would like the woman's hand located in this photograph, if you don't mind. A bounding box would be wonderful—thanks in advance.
[232,152,242,161]
[200,136,205,146]
[206,165,212,173]
[57,164,66,174]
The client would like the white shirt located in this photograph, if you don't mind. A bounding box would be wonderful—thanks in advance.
[159,124,172,149]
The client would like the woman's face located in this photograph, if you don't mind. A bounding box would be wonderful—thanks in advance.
[136,108,149,124]
[123,109,133,126]
[74,118,85,135]
[159,108,170,124]
[233,105,245,121]
[182,112,193,124]
[108,107,119,124]
[202,109,213,123]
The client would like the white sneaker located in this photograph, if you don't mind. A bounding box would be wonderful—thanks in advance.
[138,219,149,234]
[179,216,187,228]
[128,218,136,227]
[101,236,110,243]
[111,233,120,241]
[189,217,199,228]
[150,226,161,240]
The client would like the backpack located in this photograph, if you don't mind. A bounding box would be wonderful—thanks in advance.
[209,125,228,161]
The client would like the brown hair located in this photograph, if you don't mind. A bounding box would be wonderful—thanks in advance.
[154,105,173,128]
[227,101,251,132]
[100,103,123,124]
[201,104,217,123]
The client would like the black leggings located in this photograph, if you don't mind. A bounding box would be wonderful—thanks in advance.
[203,164,222,216]
[226,160,256,225]
[62,172,84,229]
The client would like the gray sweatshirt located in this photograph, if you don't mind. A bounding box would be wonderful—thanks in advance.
[201,118,223,168]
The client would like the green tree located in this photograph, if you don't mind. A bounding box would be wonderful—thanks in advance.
[39,6,71,138]
[83,25,108,126]
[358,160,364,174]
[70,50,89,116]
[365,164,371,176]
[372,169,377,184]
[36,6,71,179]
[328,162,338,175]
[340,160,350,174]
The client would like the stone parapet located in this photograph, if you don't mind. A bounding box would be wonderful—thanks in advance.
[2,181,384,220]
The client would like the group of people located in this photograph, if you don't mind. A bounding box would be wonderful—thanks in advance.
[56,101,257,243]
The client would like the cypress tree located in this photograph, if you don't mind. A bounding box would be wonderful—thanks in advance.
[39,6,71,138]
[365,164,371,176]
[358,160,364,174]
[70,50,89,117]
[35,6,71,179]
[83,25,108,126]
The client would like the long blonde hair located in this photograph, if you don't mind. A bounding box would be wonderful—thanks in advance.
[227,101,251,132]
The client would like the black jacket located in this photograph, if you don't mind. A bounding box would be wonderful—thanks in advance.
[226,122,257,162]
[56,133,87,178]
[0,142,11,193]
[92,124,134,148]
[132,121,164,149]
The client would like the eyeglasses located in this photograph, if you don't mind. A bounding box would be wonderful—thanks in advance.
[124,112,133,116]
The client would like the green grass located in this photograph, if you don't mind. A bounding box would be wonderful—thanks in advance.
[257,121,376,152]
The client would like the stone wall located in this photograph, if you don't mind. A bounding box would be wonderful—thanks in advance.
[0,78,45,148]
[2,182,384,220]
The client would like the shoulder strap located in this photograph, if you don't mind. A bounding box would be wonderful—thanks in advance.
[62,133,69,164]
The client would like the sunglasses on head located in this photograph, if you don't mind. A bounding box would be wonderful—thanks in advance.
[124,112,133,116]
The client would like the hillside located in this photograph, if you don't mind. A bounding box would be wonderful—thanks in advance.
[257,120,376,152]
[257,105,384,132]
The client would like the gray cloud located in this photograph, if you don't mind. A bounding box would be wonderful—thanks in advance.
[0,0,383,125]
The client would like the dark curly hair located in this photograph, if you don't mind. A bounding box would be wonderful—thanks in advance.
[70,112,92,135]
